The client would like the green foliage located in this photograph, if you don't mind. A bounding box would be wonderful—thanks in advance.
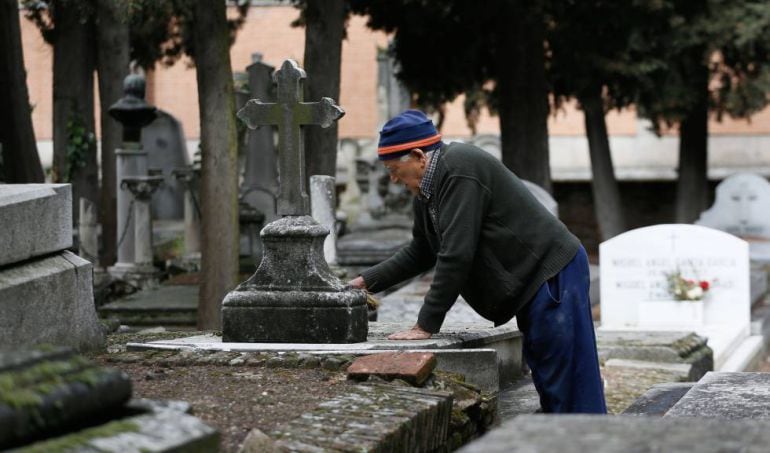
[64,114,95,183]
[350,1,496,113]
[635,0,770,129]
[128,0,250,69]
[21,0,95,44]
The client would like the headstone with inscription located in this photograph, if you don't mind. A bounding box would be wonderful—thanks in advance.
[600,224,751,369]
[223,59,368,343]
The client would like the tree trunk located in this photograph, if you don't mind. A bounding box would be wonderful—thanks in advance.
[675,66,710,223]
[579,87,625,239]
[303,0,345,180]
[0,0,44,183]
[496,3,551,191]
[192,0,239,330]
[95,0,129,267]
[53,1,97,222]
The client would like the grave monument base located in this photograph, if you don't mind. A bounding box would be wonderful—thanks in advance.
[222,291,368,343]
[222,216,368,343]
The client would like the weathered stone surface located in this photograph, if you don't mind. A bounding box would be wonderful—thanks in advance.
[666,371,770,419]
[20,400,219,452]
[237,59,344,216]
[498,376,541,420]
[0,348,132,449]
[310,175,338,265]
[0,184,72,267]
[596,331,713,380]
[98,284,198,327]
[0,251,104,351]
[271,384,452,452]
[622,382,694,416]
[605,359,693,381]
[222,216,368,343]
[142,109,189,220]
[348,352,437,385]
[458,415,770,452]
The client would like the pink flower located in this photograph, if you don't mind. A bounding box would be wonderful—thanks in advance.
[699,281,710,291]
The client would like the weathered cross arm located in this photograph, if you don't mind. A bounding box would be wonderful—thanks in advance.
[237,100,281,130]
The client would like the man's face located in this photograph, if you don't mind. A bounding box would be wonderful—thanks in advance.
[382,149,427,196]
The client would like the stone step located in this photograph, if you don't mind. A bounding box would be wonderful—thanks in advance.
[0,348,132,449]
[665,371,770,419]
[596,330,713,381]
[270,384,452,452]
[0,251,104,351]
[458,414,770,452]
[98,284,198,327]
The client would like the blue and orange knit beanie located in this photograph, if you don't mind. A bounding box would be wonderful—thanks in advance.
[377,110,443,160]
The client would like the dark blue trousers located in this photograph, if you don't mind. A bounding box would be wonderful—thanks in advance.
[516,246,607,413]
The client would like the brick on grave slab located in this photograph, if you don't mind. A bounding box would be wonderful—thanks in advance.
[347,352,437,385]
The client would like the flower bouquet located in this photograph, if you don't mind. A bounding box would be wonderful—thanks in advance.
[666,270,711,301]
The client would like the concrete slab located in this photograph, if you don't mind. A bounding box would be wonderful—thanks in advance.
[596,330,712,380]
[98,284,198,326]
[127,323,521,392]
[458,415,770,452]
[666,371,770,419]
[0,184,71,267]
[622,382,694,416]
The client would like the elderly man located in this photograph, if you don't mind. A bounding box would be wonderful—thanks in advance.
[348,110,606,413]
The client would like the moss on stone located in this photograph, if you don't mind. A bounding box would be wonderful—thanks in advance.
[17,419,140,452]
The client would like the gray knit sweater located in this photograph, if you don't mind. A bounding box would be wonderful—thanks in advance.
[360,142,580,333]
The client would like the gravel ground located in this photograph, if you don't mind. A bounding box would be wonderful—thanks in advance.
[90,332,352,452]
[99,361,351,452]
[89,329,699,450]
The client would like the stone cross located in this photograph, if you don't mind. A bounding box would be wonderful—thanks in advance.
[237,59,345,216]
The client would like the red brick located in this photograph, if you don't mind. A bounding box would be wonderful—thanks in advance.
[347,352,437,386]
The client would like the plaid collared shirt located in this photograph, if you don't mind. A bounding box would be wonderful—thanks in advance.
[419,147,442,229]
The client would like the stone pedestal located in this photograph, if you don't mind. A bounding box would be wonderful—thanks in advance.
[222,215,368,343]
[172,166,202,269]
[118,176,164,287]
[109,145,148,279]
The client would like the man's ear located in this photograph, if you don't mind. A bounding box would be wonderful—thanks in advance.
[410,148,426,162]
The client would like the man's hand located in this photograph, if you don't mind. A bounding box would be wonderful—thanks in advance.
[387,325,432,340]
[347,276,367,290]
